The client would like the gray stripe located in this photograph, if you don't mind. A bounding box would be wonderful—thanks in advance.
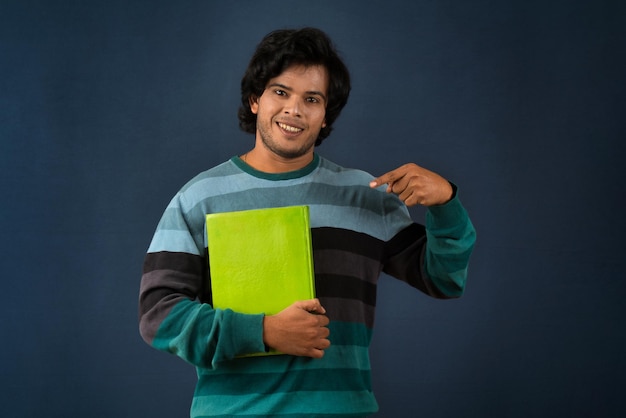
[314,249,382,284]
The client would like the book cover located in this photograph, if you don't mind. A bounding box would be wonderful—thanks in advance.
[205,205,316,355]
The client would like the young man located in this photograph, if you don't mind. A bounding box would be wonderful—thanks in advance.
[139,27,476,417]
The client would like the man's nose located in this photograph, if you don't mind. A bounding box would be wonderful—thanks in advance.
[283,96,301,116]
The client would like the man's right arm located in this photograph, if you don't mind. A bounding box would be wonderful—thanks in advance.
[139,190,270,367]
[140,254,331,363]
[139,250,267,368]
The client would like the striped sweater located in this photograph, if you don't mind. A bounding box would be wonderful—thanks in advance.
[139,154,476,417]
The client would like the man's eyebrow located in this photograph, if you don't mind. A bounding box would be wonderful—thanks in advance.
[308,90,328,102]
[267,83,327,102]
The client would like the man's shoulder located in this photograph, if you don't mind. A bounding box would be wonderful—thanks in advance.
[180,158,239,190]
[317,155,375,183]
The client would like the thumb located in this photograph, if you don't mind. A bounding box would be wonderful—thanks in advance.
[294,298,326,314]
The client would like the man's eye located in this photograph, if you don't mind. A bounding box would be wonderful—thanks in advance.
[275,89,286,96]
[306,97,319,103]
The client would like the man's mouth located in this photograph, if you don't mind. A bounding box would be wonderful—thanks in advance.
[277,122,303,134]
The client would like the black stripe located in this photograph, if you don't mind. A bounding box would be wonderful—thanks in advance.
[142,251,211,302]
[382,225,455,299]
[312,227,385,259]
[383,223,425,261]
[315,273,377,306]
[143,250,206,275]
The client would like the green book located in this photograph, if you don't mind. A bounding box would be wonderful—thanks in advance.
[205,205,316,355]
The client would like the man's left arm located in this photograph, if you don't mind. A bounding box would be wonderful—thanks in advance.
[371,163,476,298]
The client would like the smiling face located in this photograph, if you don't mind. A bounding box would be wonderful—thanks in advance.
[249,64,328,167]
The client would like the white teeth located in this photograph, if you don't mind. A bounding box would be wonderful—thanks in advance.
[278,122,302,133]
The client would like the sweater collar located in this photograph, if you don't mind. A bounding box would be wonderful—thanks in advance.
[231,153,320,181]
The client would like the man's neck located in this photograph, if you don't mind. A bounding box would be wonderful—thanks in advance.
[241,148,315,173]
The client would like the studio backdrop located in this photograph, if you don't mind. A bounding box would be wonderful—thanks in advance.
[1,1,624,417]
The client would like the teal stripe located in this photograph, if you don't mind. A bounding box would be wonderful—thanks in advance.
[153,299,264,368]
[151,156,413,246]
[199,343,371,376]
[328,321,372,346]
[184,183,384,214]
[177,158,396,216]
[195,368,372,396]
[177,160,238,192]
[155,206,189,230]
[309,204,392,240]
[186,155,372,187]
[183,171,265,205]
[147,229,202,254]
[426,244,475,271]
[423,194,475,297]
[152,299,216,364]
[191,390,378,416]
[196,414,368,418]
[180,185,409,241]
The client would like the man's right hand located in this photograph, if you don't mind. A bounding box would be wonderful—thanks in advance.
[263,299,330,358]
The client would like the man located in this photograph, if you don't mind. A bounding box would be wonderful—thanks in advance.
[139,27,476,417]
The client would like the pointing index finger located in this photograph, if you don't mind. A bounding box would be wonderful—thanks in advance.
[369,167,404,190]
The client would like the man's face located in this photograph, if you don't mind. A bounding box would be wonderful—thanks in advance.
[250,64,328,160]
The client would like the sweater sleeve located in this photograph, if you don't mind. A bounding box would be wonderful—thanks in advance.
[138,193,267,368]
[383,188,476,298]
[422,191,476,297]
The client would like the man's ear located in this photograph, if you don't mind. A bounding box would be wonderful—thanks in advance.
[249,95,259,114]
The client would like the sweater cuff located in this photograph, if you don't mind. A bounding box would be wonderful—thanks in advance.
[228,311,266,355]
[426,184,468,230]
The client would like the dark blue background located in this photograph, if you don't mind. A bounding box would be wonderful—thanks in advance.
[1,1,624,416]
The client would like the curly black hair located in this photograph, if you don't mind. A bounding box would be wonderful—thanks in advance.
[238,27,351,146]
